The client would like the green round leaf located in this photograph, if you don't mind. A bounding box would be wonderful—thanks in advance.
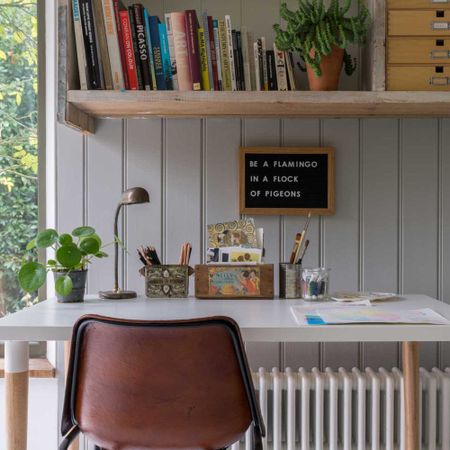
[55,275,73,297]
[36,229,58,248]
[26,239,36,251]
[56,245,82,268]
[72,226,95,237]
[79,237,100,255]
[95,251,108,258]
[47,259,57,266]
[18,262,47,293]
[59,233,73,245]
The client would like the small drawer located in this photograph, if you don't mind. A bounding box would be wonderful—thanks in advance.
[389,10,450,36]
[388,38,450,63]
[388,0,450,9]
[387,65,450,90]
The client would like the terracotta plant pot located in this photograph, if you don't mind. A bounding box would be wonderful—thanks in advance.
[306,46,344,91]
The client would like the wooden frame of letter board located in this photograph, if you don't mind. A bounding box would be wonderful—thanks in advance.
[239,147,335,216]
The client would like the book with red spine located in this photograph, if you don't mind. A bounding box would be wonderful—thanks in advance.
[119,10,139,90]
[207,15,219,91]
[184,9,202,91]
[171,11,191,91]
[113,0,129,89]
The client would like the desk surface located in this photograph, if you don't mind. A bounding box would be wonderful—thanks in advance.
[0,294,450,342]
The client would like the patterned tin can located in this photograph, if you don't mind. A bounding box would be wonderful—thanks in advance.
[144,265,190,298]
[279,263,302,299]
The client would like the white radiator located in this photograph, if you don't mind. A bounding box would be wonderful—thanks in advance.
[231,367,450,450]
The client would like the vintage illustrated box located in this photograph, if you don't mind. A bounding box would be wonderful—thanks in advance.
[143,265,192,298]
[195,264,274,299]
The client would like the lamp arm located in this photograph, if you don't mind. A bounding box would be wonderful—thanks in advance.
[113,203,123,292]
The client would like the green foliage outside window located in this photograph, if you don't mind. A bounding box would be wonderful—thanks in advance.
[0,1,38,316]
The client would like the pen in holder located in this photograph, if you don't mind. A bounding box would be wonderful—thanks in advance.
[279,263,302,299]
[300,268,330,300]
[140,265,194,298]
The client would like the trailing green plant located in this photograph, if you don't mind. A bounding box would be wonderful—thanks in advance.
[274,0,371,77]
[17,227,109,297]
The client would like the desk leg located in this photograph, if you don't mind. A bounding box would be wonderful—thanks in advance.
[402,341,420,450]
[5,341,29,450]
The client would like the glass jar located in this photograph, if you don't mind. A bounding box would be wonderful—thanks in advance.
[300,268,330,300]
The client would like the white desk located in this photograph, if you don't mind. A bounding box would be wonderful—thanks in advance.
[2,294,450,450]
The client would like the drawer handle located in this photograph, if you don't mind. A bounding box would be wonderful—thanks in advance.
[430,49,450,58]
[432,21,450,30]
[429,76,450,85]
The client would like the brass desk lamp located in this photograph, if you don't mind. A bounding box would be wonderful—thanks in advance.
[99,187,149,299]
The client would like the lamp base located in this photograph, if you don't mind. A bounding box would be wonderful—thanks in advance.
[99,290,137,300]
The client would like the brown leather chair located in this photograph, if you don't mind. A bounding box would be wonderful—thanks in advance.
[60,314,265,450]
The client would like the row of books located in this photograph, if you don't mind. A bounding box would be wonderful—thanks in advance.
[72,1,298,91]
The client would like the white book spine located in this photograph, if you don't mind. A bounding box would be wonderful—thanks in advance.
[241,27,252,91]
[164,13,179,90]
[101,0,124,90]
[273,44,288,91]
[253,42,261,92]
[224,15,237,91]
[213,23,223,90]
[261,37,268,91]
[72,0,88,89]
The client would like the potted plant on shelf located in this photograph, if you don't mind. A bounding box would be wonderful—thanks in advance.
[274,0,371,91]
[18,226,108,303]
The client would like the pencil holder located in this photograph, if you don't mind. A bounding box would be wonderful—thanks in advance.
[141,265,192,298]
[300,268,330,300]
[279,263,302,299]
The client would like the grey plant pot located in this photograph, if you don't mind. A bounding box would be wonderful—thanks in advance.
[54,270,87,303]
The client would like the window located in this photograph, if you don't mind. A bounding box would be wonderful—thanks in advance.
[0,1,39,316]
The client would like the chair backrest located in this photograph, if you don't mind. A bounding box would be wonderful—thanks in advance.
[62,314,264,450]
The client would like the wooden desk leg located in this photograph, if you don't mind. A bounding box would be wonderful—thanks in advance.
[64,341,79,450]
[402,341,420,450]
[5,341,29,450]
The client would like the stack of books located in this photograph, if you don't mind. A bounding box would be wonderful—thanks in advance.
[72,1,298,91]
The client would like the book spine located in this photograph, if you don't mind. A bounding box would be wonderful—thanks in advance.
[240,27,252,91]
[218,20,231,91]
[164,13,178,90]
[101,0,124,89]
[72,0,89,89]
[202,12,214,91]
[93,0,112,89]
[79,0,103,89]
[128,6,143,89]
[112,0,129,89]
[224,15,236,91]
[212,20,222,91]
[119,10,139,90]
[261,36,269,91]
[159,23,173,90]
[171,11,191,91]
[285,51,297,90]
[266,50,277,91]
[143,9,157,90]
[273,44,288,91]
[253,41,261,92]
[207,16,219,91]
[198,27,210,91]
[149,16,166,90]
[231,30,240,90]
[256,38,264,91]
[236,31,245,90]
[184,10,202,91]
[133,4,152,90]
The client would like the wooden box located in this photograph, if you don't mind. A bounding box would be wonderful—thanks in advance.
[389,10,450,36]
[195,264,274,299]
[388,0,450,9]
[387,65,450,90]
[144,265,190,298]
[388,37,450,64]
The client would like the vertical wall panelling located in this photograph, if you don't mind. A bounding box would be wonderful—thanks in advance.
[242,0,280,48]
[244,118,282,370]
[163,0,201,16]
[203,0,242,27]
[126,119,163,294]
[322,119,360,370]
[361,119,400,369]
[86,119,124,294]
[402,119,439,369]
[282,119,321,370]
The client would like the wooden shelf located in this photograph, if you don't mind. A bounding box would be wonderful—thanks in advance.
[67,90,450,130]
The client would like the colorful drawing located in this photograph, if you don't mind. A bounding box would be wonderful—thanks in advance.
[208,266,261,296]
[207,219,258,248]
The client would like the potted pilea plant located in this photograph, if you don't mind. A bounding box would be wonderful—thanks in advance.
[274,0,371,90]
[18,226,108,303]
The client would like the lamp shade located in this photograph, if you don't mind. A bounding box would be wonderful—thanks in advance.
[121,187,150,205]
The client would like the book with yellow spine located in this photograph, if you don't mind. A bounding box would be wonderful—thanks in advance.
[198,27,210,91]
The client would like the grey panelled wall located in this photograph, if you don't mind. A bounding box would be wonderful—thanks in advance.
[56,118,450,371]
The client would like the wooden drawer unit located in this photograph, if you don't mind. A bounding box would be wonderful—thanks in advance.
[387,65,450,90]
[388,0,450,9]
[388,38,450,63]
[389,10,450,36]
